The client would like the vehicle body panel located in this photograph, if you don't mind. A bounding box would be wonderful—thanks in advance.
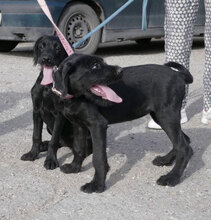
[0,0,205,44]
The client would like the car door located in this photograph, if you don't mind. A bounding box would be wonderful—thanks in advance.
[98,0,142,29]
[147,0,165,28]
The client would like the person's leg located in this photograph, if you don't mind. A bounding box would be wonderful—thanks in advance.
[148,0,200,129]
[165,0,200,107]
[202,0,211,124]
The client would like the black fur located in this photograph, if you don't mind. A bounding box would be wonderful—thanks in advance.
[53,54,194,193]
[21,36,92,172]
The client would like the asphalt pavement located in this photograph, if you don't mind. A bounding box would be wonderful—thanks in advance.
[0,39,210,220]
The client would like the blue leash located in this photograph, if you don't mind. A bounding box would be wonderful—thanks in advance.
[142,0,148,31]
[73,0,148,49]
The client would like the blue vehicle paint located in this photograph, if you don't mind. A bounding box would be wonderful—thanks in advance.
[0,0,205,53]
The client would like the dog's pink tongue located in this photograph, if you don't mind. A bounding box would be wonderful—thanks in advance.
[41,66,53,85]
[91,85,122,103]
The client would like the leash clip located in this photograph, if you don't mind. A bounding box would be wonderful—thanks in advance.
[53,66,59,72]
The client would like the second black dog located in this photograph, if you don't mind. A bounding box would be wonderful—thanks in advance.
[21,36,92,172]
[53,54,193,193]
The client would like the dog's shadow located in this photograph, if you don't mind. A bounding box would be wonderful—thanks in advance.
[58,114,210,189]
[104,97,210,188]
[105,124,210,189]
[0,92,29,113]
[0,92,32,136]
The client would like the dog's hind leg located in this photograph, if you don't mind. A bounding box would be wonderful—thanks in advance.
[155,111,193,186]
[153,148,176,166]
[150,112,177,166]
[151,113,191,167]
[60,126,90,173]
[182,131,191,144]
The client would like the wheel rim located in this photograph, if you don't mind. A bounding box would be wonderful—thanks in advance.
[66,13,91,49]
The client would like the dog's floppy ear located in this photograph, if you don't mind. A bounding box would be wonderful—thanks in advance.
[61,62,72,97]
[60,54,81,96]
[33,36,44,65]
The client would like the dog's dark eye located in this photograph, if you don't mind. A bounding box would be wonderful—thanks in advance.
[92,63,101,70]
[54,43,61,52]
[39,43,46,50]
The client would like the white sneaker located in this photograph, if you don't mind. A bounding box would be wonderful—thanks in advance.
[147,109,188,130]
[180,108,188,124]
[201,108,211,125]
[147,119,162,129]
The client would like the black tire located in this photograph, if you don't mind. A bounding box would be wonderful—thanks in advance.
[135,38,151,45]
[0,40,19,52]
[58,2,101,54]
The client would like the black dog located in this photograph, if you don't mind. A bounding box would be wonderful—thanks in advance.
[53,54,193,193]
[21,36,91,172]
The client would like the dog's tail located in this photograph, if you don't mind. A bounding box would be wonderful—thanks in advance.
[164,62,193,84]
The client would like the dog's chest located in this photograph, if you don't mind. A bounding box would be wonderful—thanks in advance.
[41,87,57,113]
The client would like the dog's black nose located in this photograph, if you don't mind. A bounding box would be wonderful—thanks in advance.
[42,56,52,63]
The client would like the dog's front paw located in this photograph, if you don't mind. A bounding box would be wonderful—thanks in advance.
[152,156,175,167]
[80,181,105,193]
[44,157,59,170]
[21,151,38,161]
[156,174,180,186]
[60,163,81,174]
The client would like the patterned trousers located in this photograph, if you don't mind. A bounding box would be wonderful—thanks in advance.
[165,0,211,111]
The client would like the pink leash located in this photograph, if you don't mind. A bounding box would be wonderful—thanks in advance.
[36,0,123,103]
[37,0,74,56]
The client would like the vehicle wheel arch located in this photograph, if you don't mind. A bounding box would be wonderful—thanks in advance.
[57,0,104,54]
[58,0,105,25]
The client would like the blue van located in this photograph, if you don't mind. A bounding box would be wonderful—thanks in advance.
[0,0,205,54]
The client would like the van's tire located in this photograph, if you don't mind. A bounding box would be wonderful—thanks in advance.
[0,41,19,52]
[135,38,151,45]
[58,2,101,54]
